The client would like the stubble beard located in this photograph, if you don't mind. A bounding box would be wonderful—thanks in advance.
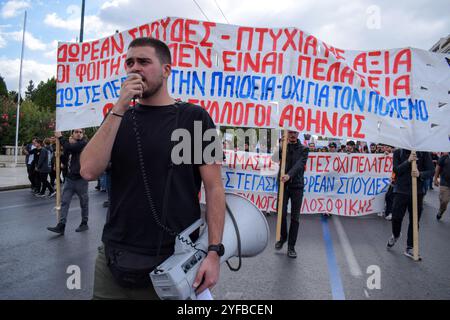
[141,75,164,99]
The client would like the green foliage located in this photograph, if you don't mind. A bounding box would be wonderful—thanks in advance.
[8,91,23,104]
[32,77,56,112]
[0,96,55,149]
[25,80,35,100]
[0,75,8,97]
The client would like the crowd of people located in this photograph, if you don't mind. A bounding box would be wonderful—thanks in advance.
[23,136,61,198]
[16,36,449,299]
[22,129,92,234]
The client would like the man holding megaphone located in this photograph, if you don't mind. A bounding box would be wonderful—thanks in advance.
[80,37,225,300]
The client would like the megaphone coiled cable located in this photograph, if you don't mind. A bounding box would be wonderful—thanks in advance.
[225,203,242,271]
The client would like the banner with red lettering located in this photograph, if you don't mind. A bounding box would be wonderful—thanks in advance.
[215,150,392,216]
[56,17,450,151]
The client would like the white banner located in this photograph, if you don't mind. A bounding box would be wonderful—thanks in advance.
[217,150,392,216]
[56,17,450,151]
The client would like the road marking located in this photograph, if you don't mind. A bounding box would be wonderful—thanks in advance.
[321,215,346,300]
[0,190,103,211]
[333,216,363,278]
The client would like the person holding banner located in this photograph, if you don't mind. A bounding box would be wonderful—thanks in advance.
[47,129,89,234]
[79,37,225,300]
[387,149,434,259]
[273,130,309,258]
[434,152,450,221]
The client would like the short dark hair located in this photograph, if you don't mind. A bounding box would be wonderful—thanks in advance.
[128,37,172,65]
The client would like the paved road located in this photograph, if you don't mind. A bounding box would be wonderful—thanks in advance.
[0,184,449,299]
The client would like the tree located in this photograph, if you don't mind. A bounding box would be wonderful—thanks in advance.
[25,80,35,100]
[0,75,7,97]
[0,96,55,148]
[33,77,56,112]
[8,91,23,104]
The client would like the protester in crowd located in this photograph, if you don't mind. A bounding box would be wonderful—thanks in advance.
[60,145,68,183]
[302,133,312,147]
[429,152,440,190]
[273,130,309,258]
[35,138,56,197]
[308,142,316,152]
[384,145,394,155]
[345,140,359,153]
[79,37,225,299]
[48,136,59,189]
[370,143,377,154]
[22,138,39,193]
[434,152,450,221]
[328,142,337,153]
[47,129,89,235]
[387,149,434,259]
[376,144,385,154]
[380,171,396,221]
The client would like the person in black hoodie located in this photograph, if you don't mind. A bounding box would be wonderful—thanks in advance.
[47,129,88,234]
[36,138,55,197]
[386,149,434,259]
[273,130,309,258]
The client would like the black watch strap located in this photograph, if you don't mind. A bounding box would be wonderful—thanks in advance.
[208,244,225,257]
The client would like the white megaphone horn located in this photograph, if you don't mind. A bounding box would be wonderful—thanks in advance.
[150,192,270,300]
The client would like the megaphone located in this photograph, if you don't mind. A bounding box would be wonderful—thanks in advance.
[150,192,270,300]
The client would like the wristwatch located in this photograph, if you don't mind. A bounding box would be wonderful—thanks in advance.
[208,243,225,257]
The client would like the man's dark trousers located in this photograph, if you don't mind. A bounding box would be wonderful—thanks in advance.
[281,187,303,246]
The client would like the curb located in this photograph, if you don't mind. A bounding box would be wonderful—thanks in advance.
[0,184,31,192]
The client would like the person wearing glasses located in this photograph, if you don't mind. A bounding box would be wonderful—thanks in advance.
[47,129,89,235]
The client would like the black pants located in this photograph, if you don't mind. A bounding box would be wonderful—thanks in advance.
[39,172,54,194]
[280,188,303,247]
[385,185,395,215]
[392,192,424,248]
[27,165,39,190]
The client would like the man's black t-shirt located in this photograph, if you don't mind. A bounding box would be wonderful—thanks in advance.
[438,155,450,187]
[102,102,218,256]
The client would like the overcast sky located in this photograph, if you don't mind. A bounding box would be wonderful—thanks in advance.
[0,0,449,94]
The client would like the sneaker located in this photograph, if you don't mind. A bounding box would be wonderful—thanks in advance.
[437,212,443,221]
[404,247,422,261]
[386,235,398,249]
[385,214,392,221]
[275,240,286,250]
[36,193,47,198]
[48,191,56,197]
[287,246,297,259]
[102,200,109,208]
[47,223,65,235]
[75,222,89,232]
[377,212,384,217]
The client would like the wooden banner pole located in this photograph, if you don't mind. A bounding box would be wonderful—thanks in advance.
[55,137,61,223]
[276,130,289,242]
[411,150,420,261]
